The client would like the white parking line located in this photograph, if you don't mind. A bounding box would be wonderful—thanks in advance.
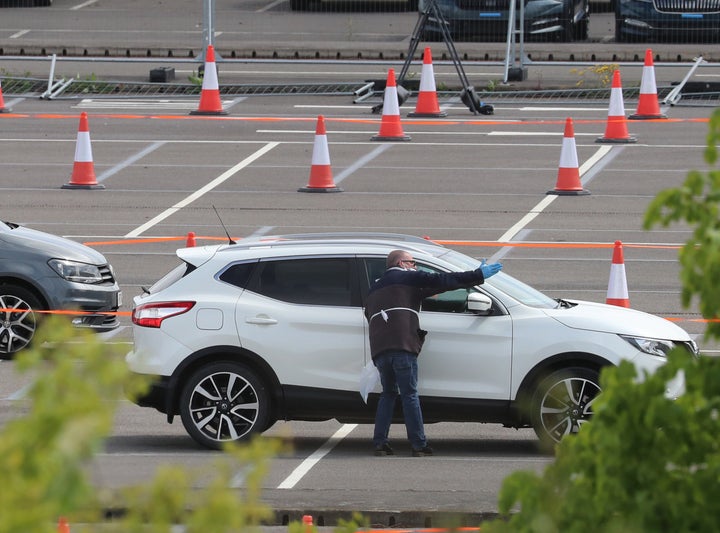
[497,144,612,243]
[97,141,166,183]
[276,423,358,489]
[9,30,30,39]
[125,142,279,238]
[71,0,99,10]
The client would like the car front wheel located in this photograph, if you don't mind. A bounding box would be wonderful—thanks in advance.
[531,367,601,447]
[0,285,42,358]
[180,362,270,450]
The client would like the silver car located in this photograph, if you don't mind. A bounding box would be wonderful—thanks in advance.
[0,220,121,357]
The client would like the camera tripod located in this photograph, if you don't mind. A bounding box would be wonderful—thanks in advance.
[374,0,494,116]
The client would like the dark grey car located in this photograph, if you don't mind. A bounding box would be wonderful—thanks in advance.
[0,220,121,357]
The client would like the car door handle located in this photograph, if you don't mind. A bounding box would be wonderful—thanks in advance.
[245,316,278,325]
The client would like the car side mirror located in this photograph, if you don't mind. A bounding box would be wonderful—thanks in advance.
[467,292,492,314]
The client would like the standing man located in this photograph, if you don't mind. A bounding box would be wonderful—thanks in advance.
[364,249,502,457]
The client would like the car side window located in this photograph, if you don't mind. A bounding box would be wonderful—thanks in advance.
[252,257,354,307]
[218,261,257,289]
[360,257,471,314]
[415,263,471,314]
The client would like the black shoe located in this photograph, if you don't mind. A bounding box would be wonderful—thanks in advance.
[374,443,394,456]
[412,445,434,457]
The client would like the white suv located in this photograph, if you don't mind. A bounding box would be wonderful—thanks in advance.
[126,233,696,450]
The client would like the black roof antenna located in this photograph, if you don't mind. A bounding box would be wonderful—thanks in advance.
[212,206,237,245]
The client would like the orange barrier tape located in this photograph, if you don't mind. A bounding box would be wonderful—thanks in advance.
[0,112,711,128]
[0,308,132,317]
[83,236,229,246]
[434,240,682,250]
[81,237,683,251]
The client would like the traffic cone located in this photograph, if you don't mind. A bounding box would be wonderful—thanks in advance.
[629,49,667,120]
[596,70,637,144]
[57,517,71,533]
[371,69,411,142]
[606,240,630,307]
[302,515,314,533]
[0,79,9,113]
[190,44,227,116]
[408,48,446,118]
[186,231,196,247]
[62,112,105,190]
[298,115,342,193]
[548,118,589,196]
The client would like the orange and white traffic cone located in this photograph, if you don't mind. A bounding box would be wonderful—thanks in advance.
[0,79,9,113]
[190,44,227,116]
[372,69,411,142]
[62,112,105,190]
[596,70,637,144]
[606,240,630,307]
[302,515,314,533]
[548,118,589,196]
[408,48,446,118]
[57,516,71,533]
[629,49,667,120]
[298,115,342,192]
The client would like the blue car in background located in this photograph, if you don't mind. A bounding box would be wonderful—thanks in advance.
[615,0,720,42]
[418,0,590,42]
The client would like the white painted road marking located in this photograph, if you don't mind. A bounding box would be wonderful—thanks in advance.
[276,423,358,489]
[125,142,279,238]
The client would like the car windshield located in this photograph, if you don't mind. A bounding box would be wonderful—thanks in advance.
[434,248,558,309]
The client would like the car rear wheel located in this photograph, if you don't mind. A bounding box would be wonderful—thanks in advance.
[180,362,270,450]
[530,367,601,447]
[0,285,42,358]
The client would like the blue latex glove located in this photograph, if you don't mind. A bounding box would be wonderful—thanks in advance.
[479,260,502,279]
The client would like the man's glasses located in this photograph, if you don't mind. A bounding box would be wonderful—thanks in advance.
[400,259,416,266]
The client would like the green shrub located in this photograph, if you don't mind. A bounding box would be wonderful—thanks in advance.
[484,107,720,533]
[0,316,282,533]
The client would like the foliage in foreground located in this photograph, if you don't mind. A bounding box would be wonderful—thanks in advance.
[0,316,286,533]
[484,108,720,532]
[485,350,720,533]
[643,107,720,340]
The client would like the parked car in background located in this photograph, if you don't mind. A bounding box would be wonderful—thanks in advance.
[615,0,720,42]
[418,0,590,42]
[290,0,418,10]
[0,220,121,357]
[0,0,51,6]
[126,233,695,450]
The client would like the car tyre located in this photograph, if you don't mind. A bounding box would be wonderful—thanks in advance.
[530,367,601,448]
[180,361,270,450]
[0,284,42,359]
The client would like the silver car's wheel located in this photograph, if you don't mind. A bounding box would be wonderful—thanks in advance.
[180,362,270,450]
[531,367,601,447]
[0,286,41,358]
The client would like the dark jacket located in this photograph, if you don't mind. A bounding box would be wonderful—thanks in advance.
[364,266,486,359]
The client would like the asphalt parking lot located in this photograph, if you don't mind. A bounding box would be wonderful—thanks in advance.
[2,0,720,527]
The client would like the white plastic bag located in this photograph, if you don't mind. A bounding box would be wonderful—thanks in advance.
[359,360,380,404]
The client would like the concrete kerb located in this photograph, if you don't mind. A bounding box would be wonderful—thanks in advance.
[0,42,718,62]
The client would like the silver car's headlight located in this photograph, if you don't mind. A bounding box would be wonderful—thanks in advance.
[620,335,676,357]
[48,259,103,284]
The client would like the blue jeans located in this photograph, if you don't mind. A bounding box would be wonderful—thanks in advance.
[373,350,427,450]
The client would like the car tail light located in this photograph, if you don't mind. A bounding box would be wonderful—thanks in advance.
[132,301,195,328]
